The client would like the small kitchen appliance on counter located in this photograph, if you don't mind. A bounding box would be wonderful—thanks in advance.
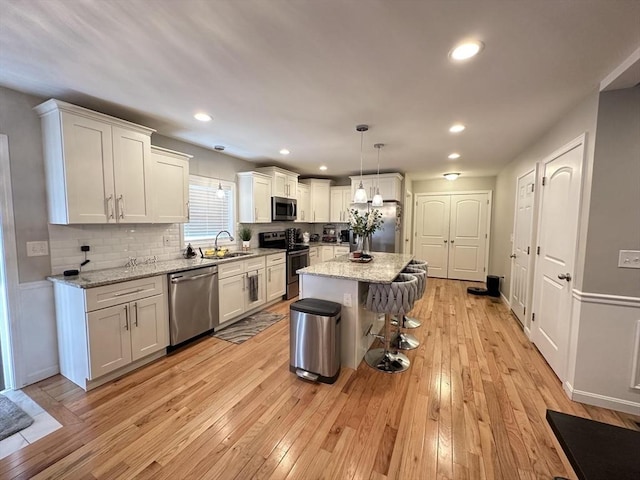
[339,229,350,243]
[322,224,337,243]
[259,231,310,300]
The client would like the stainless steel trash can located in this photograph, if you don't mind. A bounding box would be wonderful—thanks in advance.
[290,298,341,384]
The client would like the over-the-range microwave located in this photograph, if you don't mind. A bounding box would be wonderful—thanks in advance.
[271,196,297,221]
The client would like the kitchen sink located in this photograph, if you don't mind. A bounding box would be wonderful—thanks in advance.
[204,251,253,260]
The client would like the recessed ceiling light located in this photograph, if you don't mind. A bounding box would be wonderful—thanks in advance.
[319,165,328,171]
[194,113,212,122]
[279,148,290,155]
[449,40,484,61]
[449,123,466,133]
[444,172,461,181]
[448,153,461,160]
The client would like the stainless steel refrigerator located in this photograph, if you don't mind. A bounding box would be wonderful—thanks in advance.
[349,201,402,253]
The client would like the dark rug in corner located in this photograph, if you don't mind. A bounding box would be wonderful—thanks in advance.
[213,311,285,344]
[0,394,34,440]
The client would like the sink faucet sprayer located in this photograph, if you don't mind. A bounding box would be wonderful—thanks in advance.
[215,230,234,250]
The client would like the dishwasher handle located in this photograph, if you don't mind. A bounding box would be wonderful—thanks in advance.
[170,271,217,284]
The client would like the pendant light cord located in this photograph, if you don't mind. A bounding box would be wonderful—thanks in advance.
[359,130,364,184]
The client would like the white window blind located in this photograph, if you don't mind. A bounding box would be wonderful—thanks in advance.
[184,175,235,244]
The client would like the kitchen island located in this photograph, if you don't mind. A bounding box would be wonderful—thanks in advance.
[297,252,414,369]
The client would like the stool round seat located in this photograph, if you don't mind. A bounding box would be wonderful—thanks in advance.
[406,259,428,273]
[364,274,417,374]
[394,266,427,330]
[403,266,426,298]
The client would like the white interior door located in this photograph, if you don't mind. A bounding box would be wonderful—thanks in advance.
[415,195,450,278]
[532,138,584,381]
[510,170,536,324]
[448,194,488,281]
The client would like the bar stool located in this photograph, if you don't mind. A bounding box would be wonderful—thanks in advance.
[397,260,428,329]
[390,266,426,350]
[364,273,418,374]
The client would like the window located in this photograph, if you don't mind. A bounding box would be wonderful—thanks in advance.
[183,175,235,246]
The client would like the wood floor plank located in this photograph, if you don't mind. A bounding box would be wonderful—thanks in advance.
[3,279,638,480]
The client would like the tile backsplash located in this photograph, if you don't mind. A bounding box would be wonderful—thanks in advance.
[48,224,183,275]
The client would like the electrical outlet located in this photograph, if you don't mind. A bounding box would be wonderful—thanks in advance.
[163,235,171,246]
[618,250,640,269]
[26,241,49,257]
[343,293,352,307]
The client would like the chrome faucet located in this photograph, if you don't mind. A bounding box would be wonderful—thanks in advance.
[215,230,234,250]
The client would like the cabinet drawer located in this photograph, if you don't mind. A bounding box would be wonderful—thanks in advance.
[86,276,164,312]
[309,247,318,258]
[245,256,266,272]
[335,246,350,256]
[218,260,245,279]
[266,253,286,266]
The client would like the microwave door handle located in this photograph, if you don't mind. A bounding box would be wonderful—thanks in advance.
[292,202,297,219]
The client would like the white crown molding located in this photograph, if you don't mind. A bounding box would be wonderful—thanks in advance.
[572,289,640,308]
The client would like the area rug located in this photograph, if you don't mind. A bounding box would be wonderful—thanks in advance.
[0,394,34,440]
[213,311,285,344]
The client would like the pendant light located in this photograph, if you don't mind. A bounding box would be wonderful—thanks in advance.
[371,143,384,207]
[216,181,225,198]
[353,124,369,204]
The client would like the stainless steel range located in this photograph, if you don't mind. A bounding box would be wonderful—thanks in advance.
[259,230,309,300]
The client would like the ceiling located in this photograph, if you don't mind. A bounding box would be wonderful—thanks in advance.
[1,1,639,179]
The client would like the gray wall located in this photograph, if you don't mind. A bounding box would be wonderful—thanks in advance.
[582,86,640,296]
[491,90,600,302]
[0,87,50,283]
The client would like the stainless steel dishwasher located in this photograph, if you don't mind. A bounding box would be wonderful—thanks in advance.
[168,265,219,346]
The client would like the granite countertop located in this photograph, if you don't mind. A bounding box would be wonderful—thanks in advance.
[297,252,415,283]
[47,248,286,289]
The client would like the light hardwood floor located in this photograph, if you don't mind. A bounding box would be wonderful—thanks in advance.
[2,278,638,479]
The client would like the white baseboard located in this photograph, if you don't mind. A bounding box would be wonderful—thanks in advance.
[564,381,640,415]
[500,291,510,307]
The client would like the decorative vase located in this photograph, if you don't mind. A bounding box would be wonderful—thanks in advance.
[355,234,370,254]
[242,240,251,251]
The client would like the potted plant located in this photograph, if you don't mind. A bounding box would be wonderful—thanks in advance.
[238,226,252,251]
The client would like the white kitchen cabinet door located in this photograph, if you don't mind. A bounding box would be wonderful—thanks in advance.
[377,176,401,202]
[237,172,273,223]
[87,304,132,379]
[219,275,246,322]
[309,180,331,223]
[321,246,334,262]
[266,264,286,302]
[59,111,115,224]
[272,171,288,198]
[151,147,190,223]
[330,186,351,223]
[285,175,298,199]
[334,246,350,257]
[308,246,320,265]
[130,295,168,361]
[350,173,403,202]
[111,126,153,223]
[296,184,310,222]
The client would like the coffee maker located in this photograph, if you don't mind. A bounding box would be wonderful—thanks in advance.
[339,229,350,243]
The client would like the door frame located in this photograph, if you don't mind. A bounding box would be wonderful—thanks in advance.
[413,190,493,279]
[403,189,413,254]
[0,134,20,390]
[508,165,539,335]
[531,133,587,382]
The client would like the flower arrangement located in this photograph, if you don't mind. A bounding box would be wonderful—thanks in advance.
[349,208,384,237]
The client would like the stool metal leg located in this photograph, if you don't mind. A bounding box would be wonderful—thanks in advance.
[365,314,410,374]
[391,331,420,351]
[392,315,421,329]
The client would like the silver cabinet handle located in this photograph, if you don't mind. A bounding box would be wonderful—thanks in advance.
[242,275,246,291]
[133,302,138,327]
[186,201,190,221]
[268,268,272,282]
[558,273,572,281]
[510,254,516,258]
[106,194,114,219]
[117,194,125,219]
[124,304,129,330]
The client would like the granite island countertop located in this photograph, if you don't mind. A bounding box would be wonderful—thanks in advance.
[47,248,286,289]
[297,252,414,283]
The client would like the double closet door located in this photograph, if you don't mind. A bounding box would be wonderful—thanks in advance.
[414,193,490,281]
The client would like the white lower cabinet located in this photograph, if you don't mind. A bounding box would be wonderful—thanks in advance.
[54,275,169,391]
[321,246,335,262]
[266,253,286,302]
[309,246,320,266]
[334,246,350,257]
[218,257,267,324]
[318,245,351,262]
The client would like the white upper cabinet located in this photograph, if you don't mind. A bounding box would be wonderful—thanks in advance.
[300,179,332,223]
[257,166,299,199]
[330,186,352,223]
[296,183,310,222]
[35,99,156,225]
[349,173,403,202]
[151,146,191,223]
[237,172,273,223]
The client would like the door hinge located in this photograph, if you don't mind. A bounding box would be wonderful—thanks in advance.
[542,177,547,186]
[531,184,535,192]
[415,201,418,207]
[537,246,540,255]
[487,199,489,204]
[532,313,535,322]
[483,267,486,272]
[524,306,526,316]
[527,246,530,255]
[485,233,488,238]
